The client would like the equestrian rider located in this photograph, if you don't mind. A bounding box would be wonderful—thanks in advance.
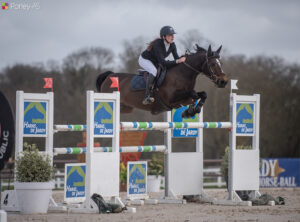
[139,26,186,105]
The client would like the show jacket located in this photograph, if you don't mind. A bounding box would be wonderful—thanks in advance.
[141,39,180,69]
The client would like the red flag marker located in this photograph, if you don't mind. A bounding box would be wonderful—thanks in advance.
[43,78,53,92]
[110,77,119,91]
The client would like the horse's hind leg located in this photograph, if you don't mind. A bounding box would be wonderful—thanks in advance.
[120,103,134,113]
[194,91,207,113]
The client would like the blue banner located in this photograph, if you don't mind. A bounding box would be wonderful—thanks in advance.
[236,103,254,135]
[172,105,199,138]
[128,162,147,196]
[260,158,300,188]
[23,101,47,135]
[65,164,86,199]
[94,101,114,136]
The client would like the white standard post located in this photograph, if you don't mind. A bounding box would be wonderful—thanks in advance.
[197,109,206,199]
[46,92,54,162]
[164,111,172,197]
[163,107,205,201]
[85,90,94,208]
[228,93,237,200]
[228,93,261,202]
[84,91,122,210]
[252,94,260,199]
[15,91,24,157]
[253,94,260,160]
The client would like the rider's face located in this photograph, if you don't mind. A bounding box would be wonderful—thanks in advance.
[165,34,174,43]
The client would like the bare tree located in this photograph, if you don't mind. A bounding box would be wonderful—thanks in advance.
[119,36,146,73]
[178,29,213,53]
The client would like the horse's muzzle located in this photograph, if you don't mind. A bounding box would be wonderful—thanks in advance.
[216,78,227,88]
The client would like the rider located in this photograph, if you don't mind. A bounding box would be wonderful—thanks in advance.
[139,25,186,105]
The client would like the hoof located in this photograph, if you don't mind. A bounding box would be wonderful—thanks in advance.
[182,105,197,118]
[181,111,193,118]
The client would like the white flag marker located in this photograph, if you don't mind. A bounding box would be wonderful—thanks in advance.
[230,79,238,93]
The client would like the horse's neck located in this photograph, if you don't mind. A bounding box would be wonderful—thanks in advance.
[167,63,198,89]
[175,53,204,79]
[187,53,206,71]
[165,53,205,87]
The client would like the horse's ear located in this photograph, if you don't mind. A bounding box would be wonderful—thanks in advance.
[216,45,222,54]
[207,45,212,56]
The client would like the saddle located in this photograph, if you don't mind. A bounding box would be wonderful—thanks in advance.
[130,65,166,91]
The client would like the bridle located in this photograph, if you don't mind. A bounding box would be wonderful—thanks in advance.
[183,54,223,82]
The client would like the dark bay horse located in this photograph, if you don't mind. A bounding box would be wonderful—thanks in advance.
[96,45,227,118]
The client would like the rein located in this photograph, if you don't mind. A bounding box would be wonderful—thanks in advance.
[183,54,220,81]
[183,62,201,74]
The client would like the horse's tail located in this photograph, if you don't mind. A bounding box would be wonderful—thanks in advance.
[96,71,114,92]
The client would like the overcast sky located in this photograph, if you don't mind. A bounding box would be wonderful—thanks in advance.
[1,0,300,70]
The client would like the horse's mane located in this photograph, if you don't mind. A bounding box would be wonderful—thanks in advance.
[187,44,221,59]
[184,44,207,64]
[184,44,207,60]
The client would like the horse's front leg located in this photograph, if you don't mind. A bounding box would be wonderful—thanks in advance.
[194,91,207,114]
[181,103,196,118]
[169,90,198,104]
[181,91,207,118]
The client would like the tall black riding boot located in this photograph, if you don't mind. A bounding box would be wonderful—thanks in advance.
[142,74,155,105]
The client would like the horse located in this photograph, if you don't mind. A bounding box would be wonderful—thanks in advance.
[96,44,227,118]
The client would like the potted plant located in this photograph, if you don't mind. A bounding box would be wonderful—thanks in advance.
[220,146,230,188]
[147,153,164,192]
[14,143,55,214]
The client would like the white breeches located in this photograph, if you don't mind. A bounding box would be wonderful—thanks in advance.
[138,55,157,77]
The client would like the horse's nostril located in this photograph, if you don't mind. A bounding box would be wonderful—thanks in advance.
[216,80,227,88]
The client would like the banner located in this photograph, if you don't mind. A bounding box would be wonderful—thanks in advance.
[260,158,300,188]
[127,161,148,199]
[172,104,199,138]
[23,101,47,135]
[236,102,254,136]
[0,90,14,171]
[94,101,114,136]
[64,163,86,203]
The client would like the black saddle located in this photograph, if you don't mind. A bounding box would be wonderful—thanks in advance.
[130,66,166,91]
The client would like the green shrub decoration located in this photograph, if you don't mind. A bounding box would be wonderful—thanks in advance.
[15,144,56,182]
[148,153,164,176]
[120,162,127,184]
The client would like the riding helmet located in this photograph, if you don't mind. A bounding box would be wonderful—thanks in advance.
[160,26,176,37]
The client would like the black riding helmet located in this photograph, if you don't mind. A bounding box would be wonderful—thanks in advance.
[160,26,176,37]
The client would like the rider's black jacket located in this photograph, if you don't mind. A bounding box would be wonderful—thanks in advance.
[141,39,180,69]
